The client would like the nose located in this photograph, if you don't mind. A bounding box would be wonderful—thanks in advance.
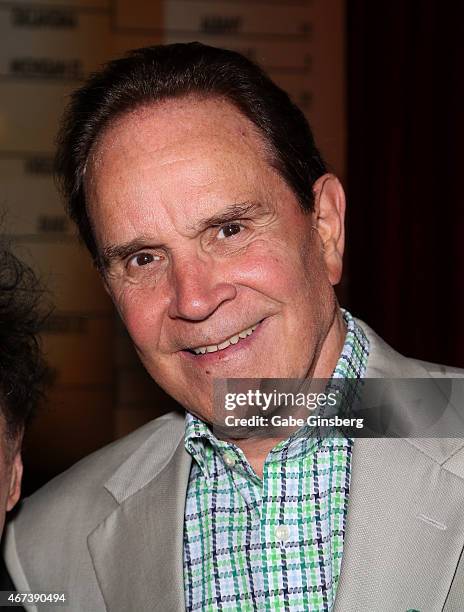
[167,256,237,321]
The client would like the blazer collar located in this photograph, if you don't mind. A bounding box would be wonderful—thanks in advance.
[87,413,191,611]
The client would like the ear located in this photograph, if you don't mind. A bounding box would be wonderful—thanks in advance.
[96,261,113,298]
[6,451,23,512]
[102,275,112,296]
[311,173,346,285]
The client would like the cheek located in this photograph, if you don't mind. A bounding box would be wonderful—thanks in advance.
[231,239,314,298]
[113,286,166,350]
[235,255,286,285]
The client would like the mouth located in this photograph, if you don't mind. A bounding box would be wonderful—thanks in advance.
[183,320,263,357]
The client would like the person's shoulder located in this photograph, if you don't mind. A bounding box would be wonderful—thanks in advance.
[4,410,186,597]
[355,317,464,472]
[8,410,185,542]
[414,359,464,378]
[355,317,464,378]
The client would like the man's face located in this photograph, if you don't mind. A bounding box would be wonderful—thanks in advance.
[86,97,343,421]
[0,414,22,535]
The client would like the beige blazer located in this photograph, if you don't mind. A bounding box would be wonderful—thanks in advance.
[4,320,464,611]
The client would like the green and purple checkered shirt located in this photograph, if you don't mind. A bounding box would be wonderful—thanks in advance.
[183,310,369,611]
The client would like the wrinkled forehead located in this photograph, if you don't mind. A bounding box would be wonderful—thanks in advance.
[86,95,274,177]
[83,95,287,245]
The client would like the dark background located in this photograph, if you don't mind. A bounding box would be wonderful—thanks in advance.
[345,0,464,368]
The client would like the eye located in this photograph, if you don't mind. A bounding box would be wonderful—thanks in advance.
[217,223,244,240]
[128,253,159,268]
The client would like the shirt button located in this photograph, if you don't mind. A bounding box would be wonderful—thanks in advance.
[275,524,290,541]
[223,455,235,467]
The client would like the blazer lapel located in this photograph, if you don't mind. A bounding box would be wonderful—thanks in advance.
[333,321,464,611]
[333,437,464,611]
[87,435,192,612]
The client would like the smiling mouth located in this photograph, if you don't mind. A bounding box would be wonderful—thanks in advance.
[186,322,260,355]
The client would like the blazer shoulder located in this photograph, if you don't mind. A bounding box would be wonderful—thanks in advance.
[4,410,186,601]
[355,317,464,468]
[356,317,464,378]
[7,410,185,550]
[414,359,464,377]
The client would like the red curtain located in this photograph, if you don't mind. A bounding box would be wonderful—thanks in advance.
[345,0,464,367]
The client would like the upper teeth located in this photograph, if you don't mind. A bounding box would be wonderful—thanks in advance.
[192,323,259,355]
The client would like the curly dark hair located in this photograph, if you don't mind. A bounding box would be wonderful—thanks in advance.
[0,247,49,440]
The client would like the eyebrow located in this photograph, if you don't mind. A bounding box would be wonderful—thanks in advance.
[188,201,265,233]
[100,201,265,269]
[100,236,161,269]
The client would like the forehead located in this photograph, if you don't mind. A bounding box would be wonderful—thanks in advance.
[88,96,273,178]
[85,96,288,242]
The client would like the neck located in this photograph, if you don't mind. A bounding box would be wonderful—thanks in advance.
[227,308,347,479]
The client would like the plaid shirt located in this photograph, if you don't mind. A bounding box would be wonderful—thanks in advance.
[183,310,369,611]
